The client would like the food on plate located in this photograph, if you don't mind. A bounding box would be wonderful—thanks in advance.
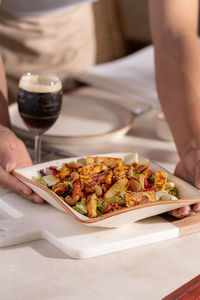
[34,155,179,218]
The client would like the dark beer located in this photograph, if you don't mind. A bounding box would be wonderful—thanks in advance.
[18,73,62,134]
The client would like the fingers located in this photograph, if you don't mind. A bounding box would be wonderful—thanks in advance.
[0,133,32,171]
[192,202,200,212]
[0,165,32,194]
[169,206,191,218]
[19,192,44,204]
[173,153,200,219]
[174,161,194,185]
[169,204,200,218]
[4,143,32,172]
[0,165,44,203]
[5,156,32,173]
[0,128,44,204]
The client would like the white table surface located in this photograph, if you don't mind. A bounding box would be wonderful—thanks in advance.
[2,88,199,300]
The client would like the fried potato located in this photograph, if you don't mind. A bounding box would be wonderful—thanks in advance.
[56,166,72,180]
[82,163,108,176]
[124,192,138,206]
[80,175,96,193]
[98,170,113,184]
[142,167,153,178]
[132,163,140,170]
[124,190,156,207]
[52,182,68,195]
[136,174,145,190]
[86,157,97,165]
[134,165,147,174]
[80,175,95,186]
[87,193,98,218]
[142,190,156,202]
[113,165,129,177]
[153,171,167,191]
[86,156,123,168]
[104,177,129,200]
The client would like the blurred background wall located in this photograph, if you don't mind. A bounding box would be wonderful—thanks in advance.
[118,0,200,52]
[117,0,152,52]
[92,0,152,63]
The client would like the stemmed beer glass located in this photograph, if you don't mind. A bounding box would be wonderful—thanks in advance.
[17,72,63,163]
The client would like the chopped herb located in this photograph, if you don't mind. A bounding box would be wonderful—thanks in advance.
[63,181,73,188]
[81,198,87,206]
[167,187,179,198]
[33,176,47,187]
[149,176,155,182]
[68,161,76,165]
[97,199,104,214]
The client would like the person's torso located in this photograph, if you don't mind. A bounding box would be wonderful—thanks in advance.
[1,0,96,16]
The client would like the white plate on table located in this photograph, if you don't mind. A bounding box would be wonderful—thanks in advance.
[9,95,134,145]
[13,152,200,228]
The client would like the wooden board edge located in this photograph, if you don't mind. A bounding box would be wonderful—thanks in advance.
[162,212,200,236]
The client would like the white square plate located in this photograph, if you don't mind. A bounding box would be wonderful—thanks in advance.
[13,152,200,227]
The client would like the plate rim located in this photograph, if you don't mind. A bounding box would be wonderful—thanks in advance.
[12,153,200,225]
[9,96,134,139]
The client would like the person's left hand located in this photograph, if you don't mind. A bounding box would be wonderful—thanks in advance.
[169,147,200,218]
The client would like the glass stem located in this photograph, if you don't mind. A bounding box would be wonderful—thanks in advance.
[34,135,41,164]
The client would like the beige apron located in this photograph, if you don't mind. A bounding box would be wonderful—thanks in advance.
[0,3,96,102]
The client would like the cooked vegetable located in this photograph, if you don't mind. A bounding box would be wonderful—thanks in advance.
[57,166,72,180]
[43,175,60,187]
[103,177,129,200]
[153,171,167,191]
[73,198,87,215]
[52,182,69,195]
[34,176,47,187]
[125,190,156,207]
[82,163,108,176]
[86,156,123,168]
[87,193,98,218]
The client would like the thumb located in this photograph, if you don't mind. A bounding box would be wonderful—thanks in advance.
[0,135,18,173]
[0,137,32,172]
[0,146,17,173]
[5,159,17,173]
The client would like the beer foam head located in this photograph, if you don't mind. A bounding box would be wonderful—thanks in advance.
[19,73,62,93]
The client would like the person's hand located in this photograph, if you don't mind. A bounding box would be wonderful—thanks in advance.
[0,125,44,203]
[169,147,200,218]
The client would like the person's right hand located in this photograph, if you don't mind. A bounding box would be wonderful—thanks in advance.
[0,125,44,203]
[169,147,200,218]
